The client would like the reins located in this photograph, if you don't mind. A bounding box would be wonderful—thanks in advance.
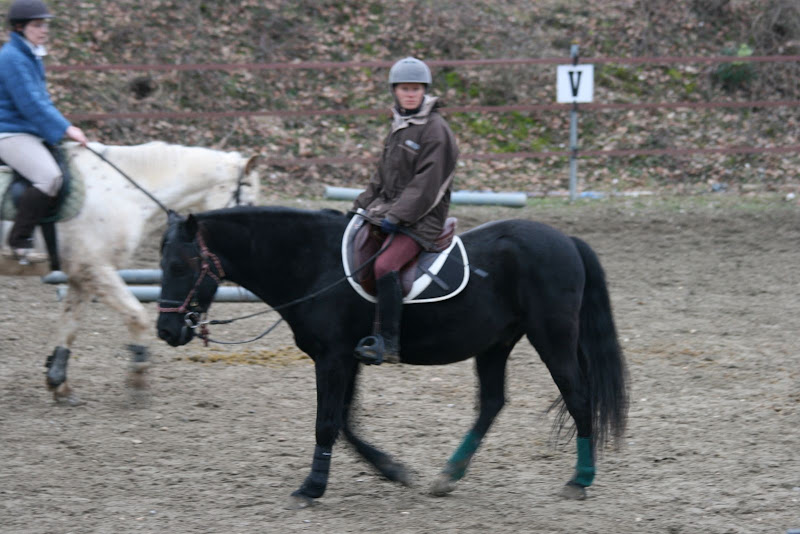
[228,165,249,208]
[178,213,490,346]
[85,145,173,216]
[161,212,487,347]
[86,144,250,215]
[164,220,396,346]
[84,144,269,344]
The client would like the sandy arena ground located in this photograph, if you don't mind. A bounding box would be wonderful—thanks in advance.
[1,196,799,534]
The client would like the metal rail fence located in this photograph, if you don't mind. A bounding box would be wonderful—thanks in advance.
[58,55,800,165]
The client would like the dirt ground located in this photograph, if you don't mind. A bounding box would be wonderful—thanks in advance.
[1,195,799,534]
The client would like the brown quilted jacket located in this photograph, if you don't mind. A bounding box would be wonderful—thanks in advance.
[353,96,459,248]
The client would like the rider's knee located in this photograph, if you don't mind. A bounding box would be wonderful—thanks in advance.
[36,174,63,198]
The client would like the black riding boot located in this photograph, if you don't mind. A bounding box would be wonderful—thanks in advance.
[354,271,403,365]
[377,271,402,363]
[6,186,53,263]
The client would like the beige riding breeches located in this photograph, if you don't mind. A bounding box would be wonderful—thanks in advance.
[0,134,63,197]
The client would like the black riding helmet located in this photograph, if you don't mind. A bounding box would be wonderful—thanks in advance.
[7,0,52,29]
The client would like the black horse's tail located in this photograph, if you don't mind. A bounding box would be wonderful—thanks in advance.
[570,236,629,449]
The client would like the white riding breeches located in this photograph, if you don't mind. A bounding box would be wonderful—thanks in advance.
[0,134,63,197]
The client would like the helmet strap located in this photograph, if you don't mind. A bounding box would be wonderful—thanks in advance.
[394,101,422,116]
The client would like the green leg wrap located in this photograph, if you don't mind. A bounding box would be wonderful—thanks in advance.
[571,436,596,487]
[443,430,482,481]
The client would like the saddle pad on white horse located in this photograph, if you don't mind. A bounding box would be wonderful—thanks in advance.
[0,166,85,222]
[342,213,470,304]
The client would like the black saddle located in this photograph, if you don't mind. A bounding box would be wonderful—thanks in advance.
[343,213,472,304]
[353,217,457,297]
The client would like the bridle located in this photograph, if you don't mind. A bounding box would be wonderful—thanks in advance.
[84,145,253,342]
[156,231,225,329]
[227,164,251,208]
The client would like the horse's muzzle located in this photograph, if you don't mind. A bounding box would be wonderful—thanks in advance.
[157,316,194,346]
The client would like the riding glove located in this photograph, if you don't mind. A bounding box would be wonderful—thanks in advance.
[380,218,398,234]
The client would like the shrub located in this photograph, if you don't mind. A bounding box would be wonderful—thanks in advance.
[711,43,756,92]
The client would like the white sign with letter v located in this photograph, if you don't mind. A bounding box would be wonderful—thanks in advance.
[556,64,594,103]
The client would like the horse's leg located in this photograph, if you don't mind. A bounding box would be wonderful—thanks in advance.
[46,279,88,405]
[529,319,594,500]
[430,343,512,496]
[342,364,411,486]
[79,264,151,389]
[288,357,354,509]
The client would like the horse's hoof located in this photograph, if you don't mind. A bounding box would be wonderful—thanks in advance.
[50,381,70,397]
[285,494,314,510]
[386,466,412,487]
[395,467,412,487]
[52,385,85,407]
[129,361,151,374]
[127,369,149,390]
[376,457,412,486]
[60,394,86,407]
[559,482,587,500]
[429,473,456,497]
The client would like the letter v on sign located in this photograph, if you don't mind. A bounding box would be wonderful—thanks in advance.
[556,64,594,103]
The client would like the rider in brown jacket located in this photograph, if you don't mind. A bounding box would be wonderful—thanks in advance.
[352,57,459,364]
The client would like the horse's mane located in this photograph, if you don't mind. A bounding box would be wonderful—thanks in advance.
[193,206,347,234]
[73,141,243,185]
[199,205,345,221]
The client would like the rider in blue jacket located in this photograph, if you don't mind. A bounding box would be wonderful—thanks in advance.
[0,0,88,263]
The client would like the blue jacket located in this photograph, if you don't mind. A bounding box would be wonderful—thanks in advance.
[0,32,70,144]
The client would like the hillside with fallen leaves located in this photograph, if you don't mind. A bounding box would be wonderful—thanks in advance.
[13,0,800,197]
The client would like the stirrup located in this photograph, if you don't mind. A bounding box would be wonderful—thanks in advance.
[354,335,386,365]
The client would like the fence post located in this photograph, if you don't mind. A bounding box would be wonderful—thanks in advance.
[568,44,580,203]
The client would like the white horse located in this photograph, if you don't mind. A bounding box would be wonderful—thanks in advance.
[0,141,259,404]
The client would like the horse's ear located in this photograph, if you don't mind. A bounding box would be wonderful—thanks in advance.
[185,213,199,238]
[167,210,185,227]
[244,155,259,176]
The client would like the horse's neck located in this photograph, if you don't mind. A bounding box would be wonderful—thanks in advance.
[201,218,266,298]
[78,143,239,211]
[204,211,344,307]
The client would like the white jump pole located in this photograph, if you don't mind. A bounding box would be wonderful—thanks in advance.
[324,186,527,208]
[54,284,260,303]
[126,285,260,303]
[43,269,163,285]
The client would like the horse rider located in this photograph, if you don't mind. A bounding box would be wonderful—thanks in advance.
[0,0,89,264]
[351,56,459,364]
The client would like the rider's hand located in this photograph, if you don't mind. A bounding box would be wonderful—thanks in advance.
[66,125,88,147]
[380,218,398,234]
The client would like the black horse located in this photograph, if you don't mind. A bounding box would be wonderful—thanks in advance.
[156,206,628,507]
